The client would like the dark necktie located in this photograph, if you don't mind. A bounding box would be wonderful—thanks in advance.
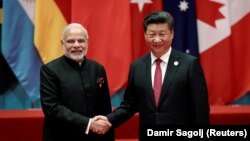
[154,59,162,106]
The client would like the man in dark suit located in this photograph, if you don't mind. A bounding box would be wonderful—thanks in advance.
[95,11,210,140]
[40,23,114,141]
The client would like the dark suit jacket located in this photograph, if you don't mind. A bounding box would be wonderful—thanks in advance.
[40,56,114,141]
[107,49,209,140]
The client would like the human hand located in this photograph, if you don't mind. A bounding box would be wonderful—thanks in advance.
[90,115,111,135]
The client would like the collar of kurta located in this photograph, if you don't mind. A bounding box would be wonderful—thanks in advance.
[63,55,87,69]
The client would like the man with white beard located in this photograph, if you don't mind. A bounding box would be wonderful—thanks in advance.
[40,23,114,141]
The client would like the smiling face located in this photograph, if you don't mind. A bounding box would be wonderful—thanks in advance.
[61,26,88,63]
[144,23,174,58]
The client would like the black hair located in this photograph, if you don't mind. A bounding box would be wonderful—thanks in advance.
[143,11,174,32]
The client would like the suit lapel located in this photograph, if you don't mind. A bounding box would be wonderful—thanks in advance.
[158,50,181,106]
[143,54,156,107]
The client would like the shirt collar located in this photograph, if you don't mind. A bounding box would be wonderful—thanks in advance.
[151,47,172,65]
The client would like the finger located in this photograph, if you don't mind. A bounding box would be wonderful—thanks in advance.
[97,129,107,135]
[92,116,98,121]
[92,115,106,121]
[102,120,112,127]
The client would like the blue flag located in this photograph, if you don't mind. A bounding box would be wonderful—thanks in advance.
[163,0,199,57]
[2,0,42,102]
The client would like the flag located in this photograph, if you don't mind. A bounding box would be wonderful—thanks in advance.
[71,0,132,95]
[2,0,68,103]
[130,0,162,59]
[71,0,162,95]
[0,0,32,109]
[111,0,162,105]
[163,0,250,105]
[0,0,17,94]
[197,0,250,105]
[34,0,66,64]
[2,0,42,101]
[163,0,199,57]
[2,0,249,108]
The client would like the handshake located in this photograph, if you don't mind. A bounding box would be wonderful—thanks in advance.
[89,115,112,135]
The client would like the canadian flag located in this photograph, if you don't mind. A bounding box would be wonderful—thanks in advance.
[197,0,250,105]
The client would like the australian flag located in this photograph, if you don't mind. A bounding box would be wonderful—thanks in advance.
[163,0,199,57]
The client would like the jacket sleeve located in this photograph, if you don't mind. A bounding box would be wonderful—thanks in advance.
[107,64,138,128]
[189,58,210,125]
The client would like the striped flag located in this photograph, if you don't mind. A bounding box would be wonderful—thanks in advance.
[2,0,42,102]
[2,0,67,104]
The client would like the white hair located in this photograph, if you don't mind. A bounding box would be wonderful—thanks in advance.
[61,23,89,40]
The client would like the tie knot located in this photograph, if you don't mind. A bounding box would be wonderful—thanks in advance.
[155,59,162,66]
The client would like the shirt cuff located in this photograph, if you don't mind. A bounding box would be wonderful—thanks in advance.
[85,118,92,134]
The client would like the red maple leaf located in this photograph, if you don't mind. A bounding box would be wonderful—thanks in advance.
[196,0,225,27]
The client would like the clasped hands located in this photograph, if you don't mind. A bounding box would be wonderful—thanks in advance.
[90,115,111,135]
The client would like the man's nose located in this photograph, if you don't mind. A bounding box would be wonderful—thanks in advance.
[153,36,162,43]
[73,40,80,46]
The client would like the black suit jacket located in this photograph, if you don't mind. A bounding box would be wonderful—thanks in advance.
[40,56,114,141]
[107,49,209,140]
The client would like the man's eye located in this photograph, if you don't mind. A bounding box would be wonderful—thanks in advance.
[159,34,167,37]
[77,39,85,43]
[66,39,86,44]
[66,40,75,43]
[147,34,156,37]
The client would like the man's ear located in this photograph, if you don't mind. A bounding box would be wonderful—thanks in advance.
[144,33,147,40]
[171,31,174,39]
